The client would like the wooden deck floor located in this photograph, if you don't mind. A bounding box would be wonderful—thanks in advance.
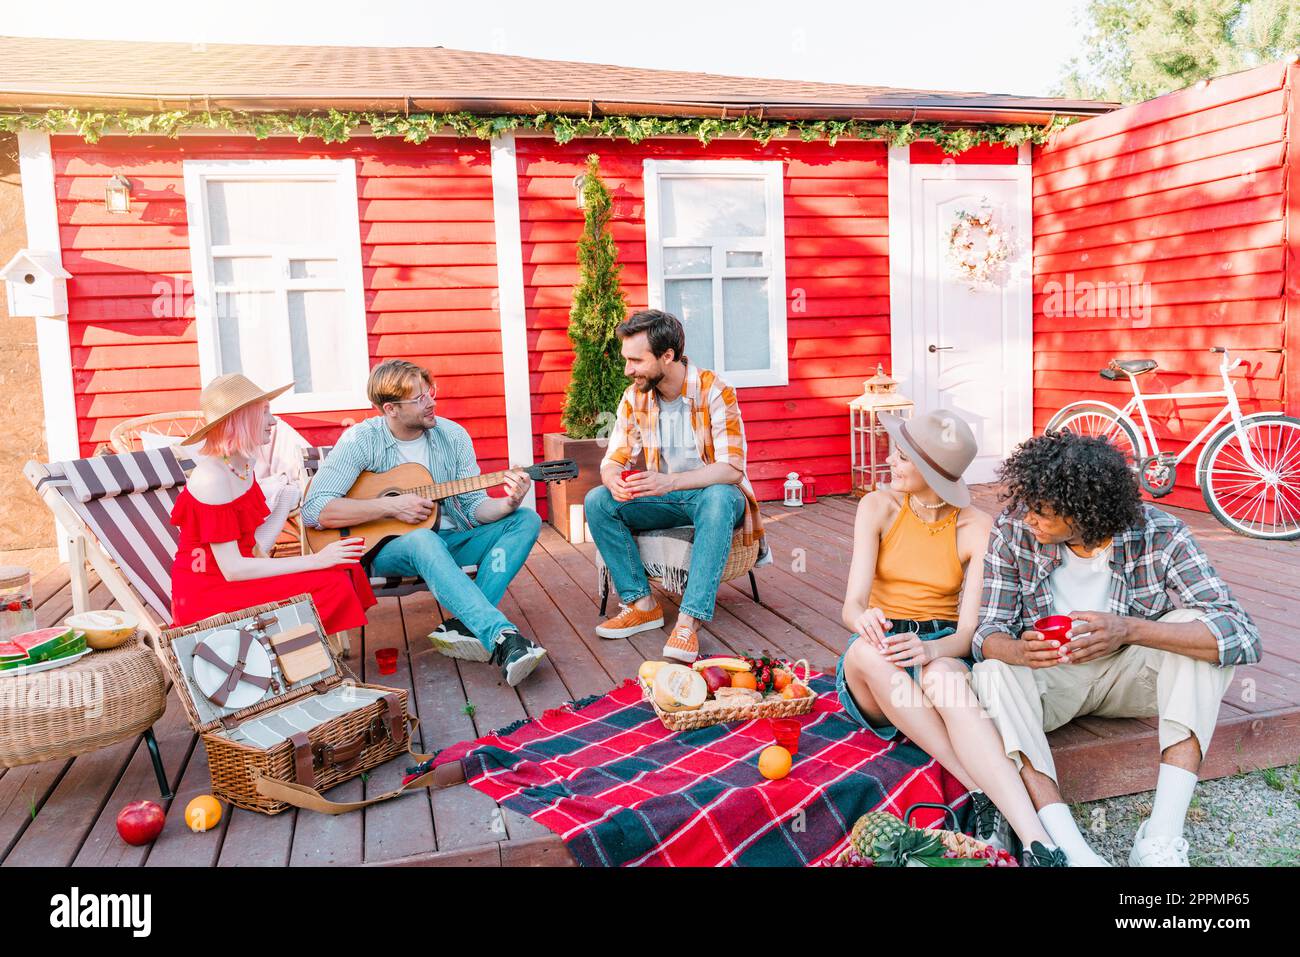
[1,491,1296,867]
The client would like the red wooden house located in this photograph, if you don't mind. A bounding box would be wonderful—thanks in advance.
[0,37,1295,529]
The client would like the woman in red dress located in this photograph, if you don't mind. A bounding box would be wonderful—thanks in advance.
[170,374,375,652]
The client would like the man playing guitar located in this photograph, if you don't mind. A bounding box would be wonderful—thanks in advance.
[301,359,548,686]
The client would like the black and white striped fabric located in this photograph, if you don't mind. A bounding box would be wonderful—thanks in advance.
[64,447,190,503]
[35,449,194,620]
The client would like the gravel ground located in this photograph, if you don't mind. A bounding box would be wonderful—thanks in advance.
[1070,762,1300,866]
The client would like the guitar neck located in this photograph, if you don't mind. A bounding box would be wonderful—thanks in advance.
[406,469,510,501]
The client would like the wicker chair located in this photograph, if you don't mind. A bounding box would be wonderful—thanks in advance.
[595,526,763,617]
[108,410,207,454]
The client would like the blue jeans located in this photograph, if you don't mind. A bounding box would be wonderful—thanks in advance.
[369,508,541,651]
[583,484,745,621]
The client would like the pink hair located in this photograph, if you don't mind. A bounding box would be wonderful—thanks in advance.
[201,402,266,458]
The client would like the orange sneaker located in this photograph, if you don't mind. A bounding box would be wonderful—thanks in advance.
[662,622,699,664]
[595,602,665,640]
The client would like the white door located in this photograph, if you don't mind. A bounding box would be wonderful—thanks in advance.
[888,151,1033,485]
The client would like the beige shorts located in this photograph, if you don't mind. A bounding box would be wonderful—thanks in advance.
[969,609,1235,782]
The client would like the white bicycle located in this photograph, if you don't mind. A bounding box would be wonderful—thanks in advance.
[1046,346,1300,540]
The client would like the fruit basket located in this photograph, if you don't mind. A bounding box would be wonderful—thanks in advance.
[640,656,818,732]
[831,803,1018,867]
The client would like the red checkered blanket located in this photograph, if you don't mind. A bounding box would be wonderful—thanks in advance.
[432,673,967,867]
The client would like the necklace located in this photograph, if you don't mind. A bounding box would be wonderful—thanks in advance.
[221,454,251,481]
[907,494,957,533]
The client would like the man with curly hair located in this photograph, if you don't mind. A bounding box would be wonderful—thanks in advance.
[969,431,1260,867]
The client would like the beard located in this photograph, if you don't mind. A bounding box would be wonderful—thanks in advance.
[636,371,664,393]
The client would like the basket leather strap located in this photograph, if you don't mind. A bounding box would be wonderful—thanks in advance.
[290,732,315,789]
[193,636,270,707]
[251,717,462,815]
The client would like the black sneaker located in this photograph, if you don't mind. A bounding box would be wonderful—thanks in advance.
[969,790,1020,858]
[1021,841,1069,867]
[429,616,491,662]
[491,630,547,687]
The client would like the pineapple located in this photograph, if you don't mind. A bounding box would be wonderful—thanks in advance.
[848,811,910,858]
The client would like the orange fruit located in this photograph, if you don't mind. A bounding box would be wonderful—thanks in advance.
[758,745,792,780]
[781,682,811,700]
[730,672,758,691]
[185,795,223,833]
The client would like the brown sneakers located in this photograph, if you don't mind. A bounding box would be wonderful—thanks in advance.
[662,622,699,664]
[595,602,665,640]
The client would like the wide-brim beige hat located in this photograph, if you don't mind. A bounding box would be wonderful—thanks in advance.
[880,409,977,507]
[181,373,294,446]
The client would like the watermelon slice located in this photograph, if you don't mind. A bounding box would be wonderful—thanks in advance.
[11,627,79,663]
[0,640,26,661]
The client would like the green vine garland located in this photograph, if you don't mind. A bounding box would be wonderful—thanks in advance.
[0,107,1074,152]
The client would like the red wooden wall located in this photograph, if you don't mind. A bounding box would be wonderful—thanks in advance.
[515,137,891,502]
[52,134,509,470]
[1031,62,1294,512]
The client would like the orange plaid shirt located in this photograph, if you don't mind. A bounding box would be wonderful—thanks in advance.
[601,360,765,545]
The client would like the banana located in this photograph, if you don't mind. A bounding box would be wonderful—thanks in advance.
[691,656,751,673]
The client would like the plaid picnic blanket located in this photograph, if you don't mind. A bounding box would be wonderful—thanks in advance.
[431,673,969,867]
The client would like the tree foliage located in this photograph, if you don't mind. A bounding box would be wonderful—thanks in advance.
[1059,0,1300,103]
[561,155,629,439]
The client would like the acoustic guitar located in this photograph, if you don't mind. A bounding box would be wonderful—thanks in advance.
[303,459,579,561]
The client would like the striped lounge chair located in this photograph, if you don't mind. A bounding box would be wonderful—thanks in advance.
[300,446,477,626]
[23,446,209,798]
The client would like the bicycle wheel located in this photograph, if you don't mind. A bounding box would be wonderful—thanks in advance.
[1200,414,1300,540]
[1048,404,1144,468]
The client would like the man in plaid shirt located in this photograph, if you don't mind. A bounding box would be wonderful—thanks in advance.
[584,309,764,664]
[969,431,1261,867]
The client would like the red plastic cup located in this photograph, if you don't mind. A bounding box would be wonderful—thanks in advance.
[621,469,642,482]
[375,647,399,675]
[1033,615,1073,649]
[770,718,801,755]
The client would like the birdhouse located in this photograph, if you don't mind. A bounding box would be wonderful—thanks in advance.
[2,250,71,318]
[849,364,914,496]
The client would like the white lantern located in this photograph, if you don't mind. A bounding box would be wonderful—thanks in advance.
[849,365,914,496]
[105,174,132,214]
[783,472,804,507]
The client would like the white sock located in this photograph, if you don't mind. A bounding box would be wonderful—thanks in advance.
[1146,764,1197,840]
[1037,803,1101,863]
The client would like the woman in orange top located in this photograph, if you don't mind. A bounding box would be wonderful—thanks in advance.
[837,409,1063,866]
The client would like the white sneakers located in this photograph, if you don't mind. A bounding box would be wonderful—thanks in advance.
[1129,820,1191,867]
[428,617,493,662]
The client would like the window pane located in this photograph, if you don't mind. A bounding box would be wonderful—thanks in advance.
[213,256,277,287]
[215,291,278,385]
[290,259,339,280]
[661,177,765,238]
[206,178,338,246]
[664,246,711,276]
[665,278,714,369]
[726,250,764,268]
[722,278,771,372]
[287,290,351,394]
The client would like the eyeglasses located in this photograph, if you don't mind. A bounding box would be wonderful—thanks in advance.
[390,385,438,408]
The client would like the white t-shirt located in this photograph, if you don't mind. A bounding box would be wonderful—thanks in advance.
[657,394,703,475]
[393,433,452,530]
[1047,541,1114,617]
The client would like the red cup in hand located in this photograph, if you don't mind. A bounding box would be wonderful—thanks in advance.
[620,469,642,498]
[1033,615,1073,649]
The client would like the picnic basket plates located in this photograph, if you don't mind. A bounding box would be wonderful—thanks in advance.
[641,659,817,731]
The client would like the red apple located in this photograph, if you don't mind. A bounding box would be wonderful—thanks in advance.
[700,666,730,695]
[116,800,165,846]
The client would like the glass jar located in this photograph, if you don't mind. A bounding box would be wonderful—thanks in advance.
[0,567,35,641]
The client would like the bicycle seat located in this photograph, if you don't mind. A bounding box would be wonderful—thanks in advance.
[1099,358,1157,380]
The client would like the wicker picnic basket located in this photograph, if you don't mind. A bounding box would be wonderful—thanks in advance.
[158,596,415,815]
[0,636,167,767]
[643,659,817,731]
[834,803,1008,866]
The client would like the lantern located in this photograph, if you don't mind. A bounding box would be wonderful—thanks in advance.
[849,364,914,496]
[105,174,132,214]
[782,472,804,507]
[803,473,817,504]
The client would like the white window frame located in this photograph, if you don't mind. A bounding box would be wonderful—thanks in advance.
[643,159,788,388]
[182,158,369,413]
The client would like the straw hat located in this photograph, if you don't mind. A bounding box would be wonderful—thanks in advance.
[180,374,293,446]
[879,409,978,507]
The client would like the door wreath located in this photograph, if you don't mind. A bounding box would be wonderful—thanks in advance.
[947,204,1011,288]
